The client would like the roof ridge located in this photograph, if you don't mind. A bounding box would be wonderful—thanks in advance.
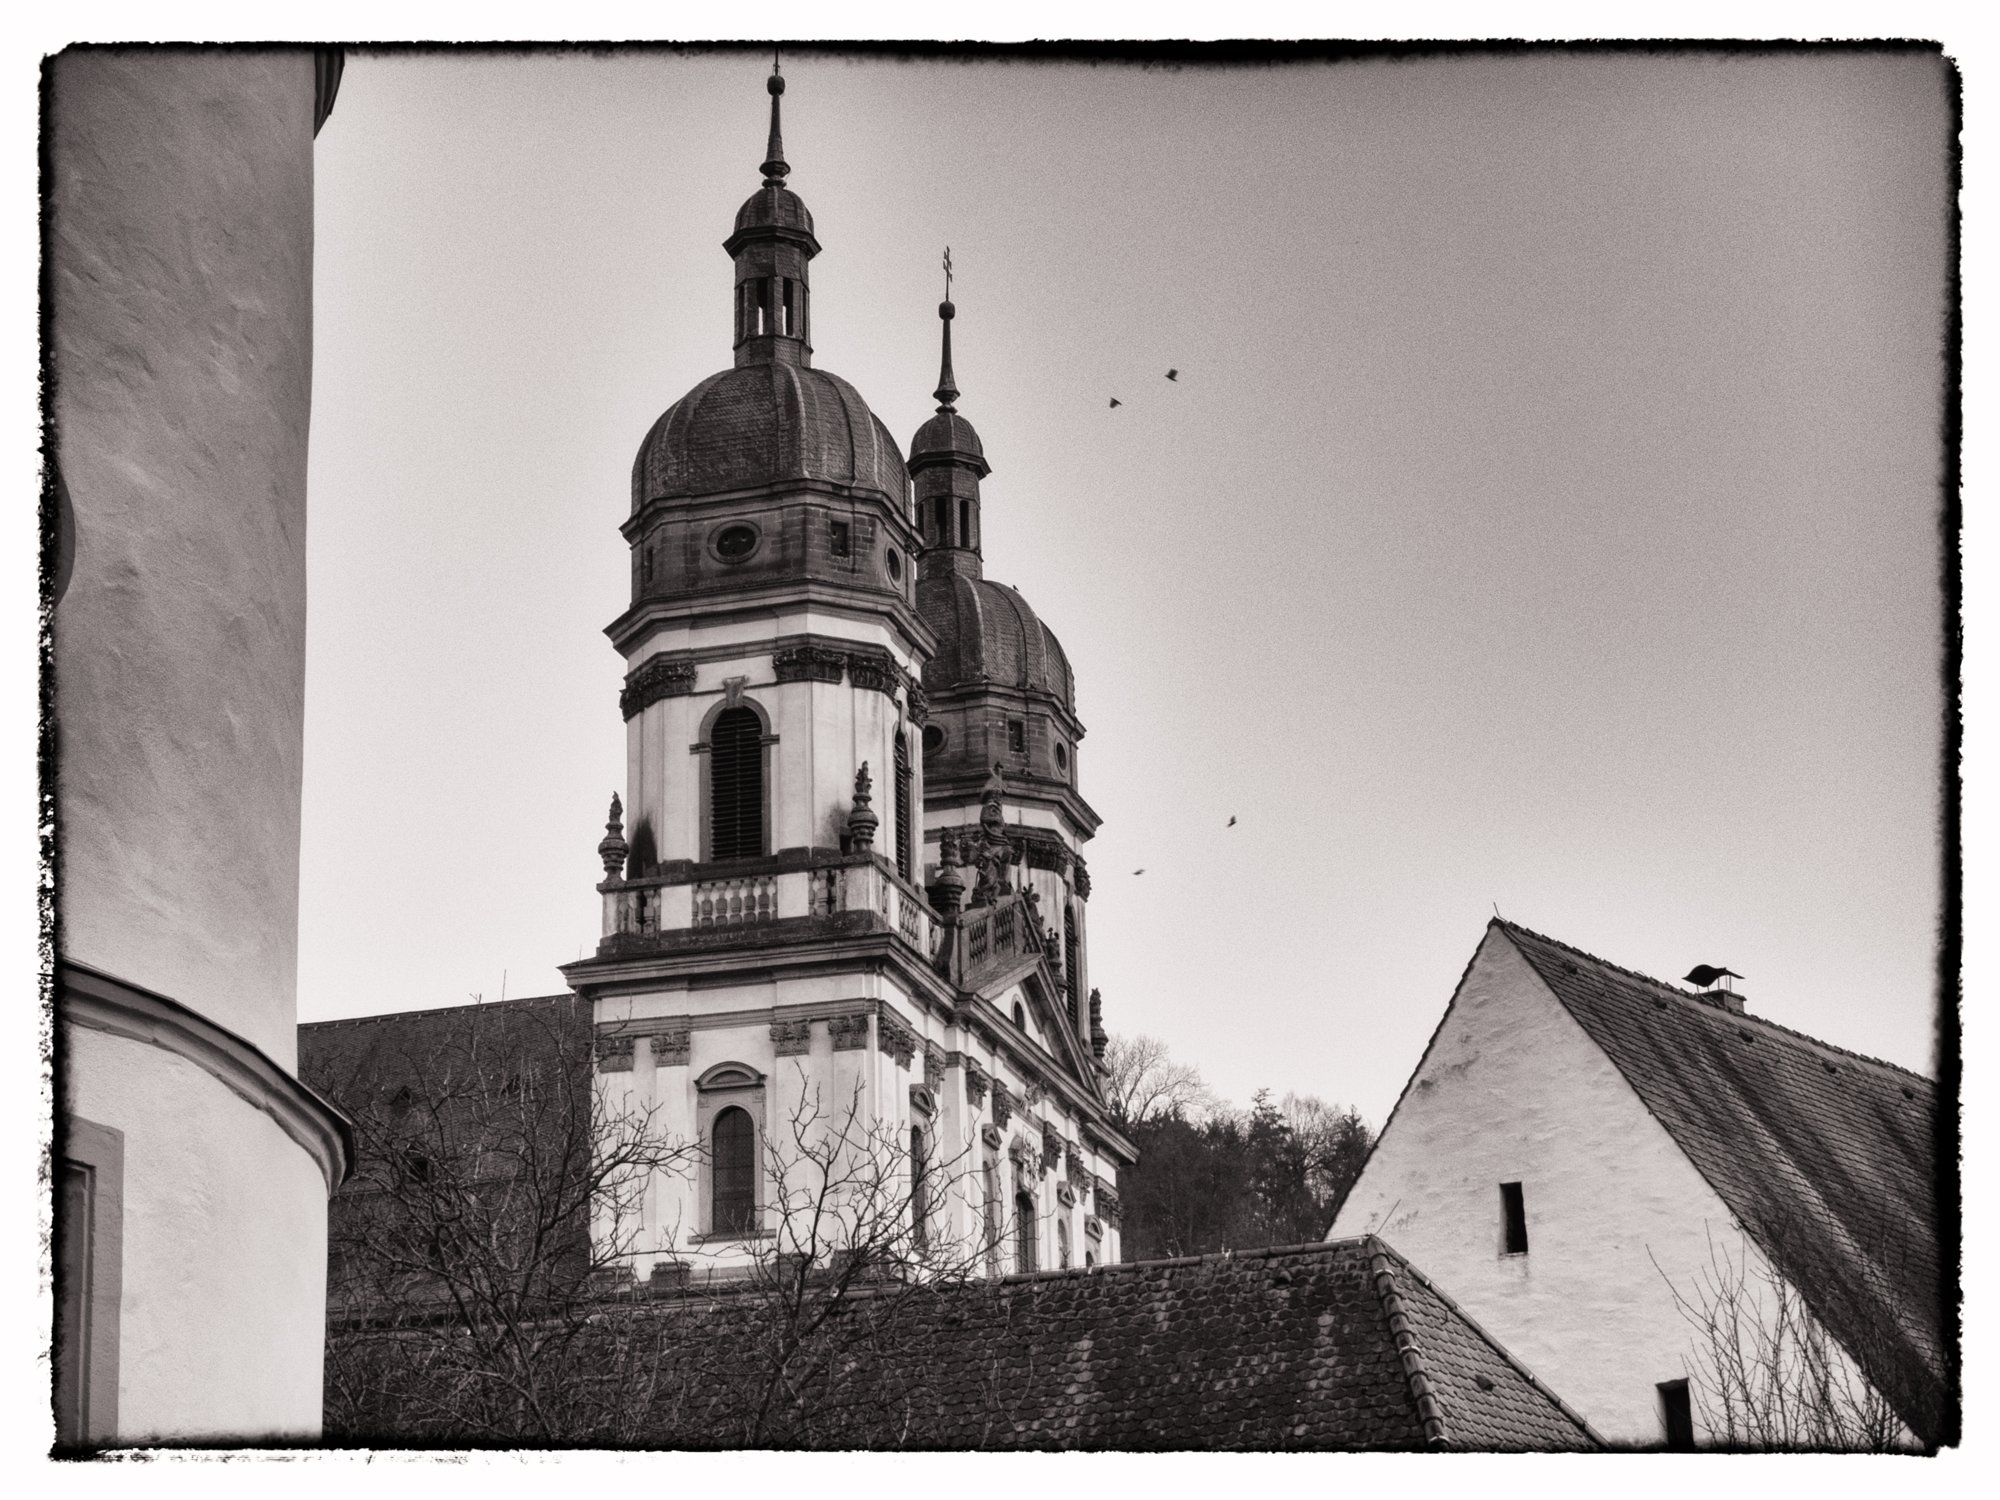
[298,993,579,1030]
[1363,1240,1451,1448]
[1493,918,1932,1085]
[1369,1236,1607,1447]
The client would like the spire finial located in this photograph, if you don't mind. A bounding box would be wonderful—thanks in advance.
[934,246,960,412]
[761,54,788,187]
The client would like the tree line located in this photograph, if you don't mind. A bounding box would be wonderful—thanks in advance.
[1103,1034,1375,1260]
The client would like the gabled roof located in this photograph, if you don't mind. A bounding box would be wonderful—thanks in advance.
[606,1238,1602,1450]
[1495,921,1949,1444]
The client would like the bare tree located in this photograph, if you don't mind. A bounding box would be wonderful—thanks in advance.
[316,1003,698,1444]
[1103,1033,1215,1126]
[643,1070,997,1447]
[1653,1227,1908,1451]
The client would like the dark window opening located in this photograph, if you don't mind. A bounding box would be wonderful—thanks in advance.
[959,498,971,549]
[934,496,949,547]
[709,707,765,860]
[1012,1000,1026,1029]
[910,1125,929,1250]
[640,545,654,585]
[1500,1181,1528,1255]
[1057,1217,1071,1269]
[1007,719,1026,755]
[1063,905,1081,1016]
[830,519,851,558]
[1015,1189,1037,1272]
[893,733,914,883]
[1085,1249,1096,1268]
[1659,1380,1695,1451]
[922,723,946,759]
[713,1106,756,1234]
[984,1160,1001,1267]
[714,523,758,562]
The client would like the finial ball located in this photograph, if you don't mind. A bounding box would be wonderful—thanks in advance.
[939,299,956,321]
[768,72,785,96]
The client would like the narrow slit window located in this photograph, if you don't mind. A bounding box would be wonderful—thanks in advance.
[1008,719,1026,755]
[1015,1189,1037,1272]
[1500,1181,1528,1255]
[1658,1380,1694,1450]
[893,733,914,883]
[934,497,950,547]
[959,499,971,548]
[910,1124,929,1250]
[830,519,851,558]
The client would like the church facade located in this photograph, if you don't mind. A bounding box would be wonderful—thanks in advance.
[559,66,1134,1283]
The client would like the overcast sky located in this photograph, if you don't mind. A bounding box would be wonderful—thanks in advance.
[298,47,1951,1126]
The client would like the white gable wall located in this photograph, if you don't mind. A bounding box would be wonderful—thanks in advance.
[1330,926,1874,1446]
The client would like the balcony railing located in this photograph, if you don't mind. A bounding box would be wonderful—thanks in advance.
[693,875,775,928]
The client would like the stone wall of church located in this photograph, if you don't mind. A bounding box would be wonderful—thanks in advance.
[1329,926,1893,1446]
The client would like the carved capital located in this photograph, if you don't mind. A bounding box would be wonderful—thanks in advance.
[962,1057,990,1108]
[845,647,898,696]
[1041,1121,1063,1176]
[656,1027,691,1067]
[990,1079,1013,1129]
[1072,853,1091,901]
[772,644,848,684]
[1093,1176,1122,1226]
[923,1043,946,1092]
[771,1018,812,1057]
[595,1032,636,1072]
[902,677,929,725]
[620,655,697,719]
[879,1010,918,1069]
[828,1013,871,1052]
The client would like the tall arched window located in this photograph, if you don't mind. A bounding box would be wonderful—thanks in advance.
[709,706,765,860]
[1015,1188,1037,1273]
[893,732,914,883]
[712,1106,756,1234]
[1057,1217,1072,1269]
[910,1124,929,1250]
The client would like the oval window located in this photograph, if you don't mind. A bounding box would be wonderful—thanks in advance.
[922,723,946,757]
[885,546,903,582]
[713,523,759,563]
[1054,742,1069,773]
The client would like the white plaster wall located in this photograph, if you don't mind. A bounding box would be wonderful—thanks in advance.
[50,50,318,1068]
[1331,927,1863,1445]
[67,1027,328,1441]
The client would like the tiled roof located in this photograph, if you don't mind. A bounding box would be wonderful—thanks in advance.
[626,1238,1600,1450]
[1496,921,1949,1444]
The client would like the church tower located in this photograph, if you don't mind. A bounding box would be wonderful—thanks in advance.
[564,67,1132,1282]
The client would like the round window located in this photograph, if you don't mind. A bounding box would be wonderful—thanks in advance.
[922,724,946,757]
[885,546,903,582]
[712,523,759,563]
[1054,742,1069,773]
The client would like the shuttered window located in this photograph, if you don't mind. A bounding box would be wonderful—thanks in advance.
[709,707,764,860]
[1016,1189,1037,1272]
[893,733,914,883]
[910,1125,930,1250]
[712,1107,755,1234]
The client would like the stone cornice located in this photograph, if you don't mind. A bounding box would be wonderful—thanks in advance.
[60,960,353,1194]
[607,585,937,664]
[620,634,929,720]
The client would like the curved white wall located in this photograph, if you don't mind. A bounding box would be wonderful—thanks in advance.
[66,1027,330,1441]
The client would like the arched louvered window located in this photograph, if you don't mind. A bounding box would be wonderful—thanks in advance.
[1015,1189,1038,1273]
[709,707,765,860]
[1063,903,1081,1017]
[712,1106,756,1234]
[893,733,914,883]
[910,1124,930,1250]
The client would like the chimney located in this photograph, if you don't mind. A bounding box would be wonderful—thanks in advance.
[1682,964,1747,1014]
[1708,976,1747,1016]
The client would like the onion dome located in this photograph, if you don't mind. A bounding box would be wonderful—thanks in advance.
[918,571,1076,711]
[632,364,909,508]
[628,61,908,512]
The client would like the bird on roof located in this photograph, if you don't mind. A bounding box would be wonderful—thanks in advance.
[1226,816,1237,827]
[1108,397,1122,409]
[1166,369,1179,381]
[1684,965,1743,988]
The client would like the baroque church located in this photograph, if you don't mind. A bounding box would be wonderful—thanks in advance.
[555,64,1134,1280]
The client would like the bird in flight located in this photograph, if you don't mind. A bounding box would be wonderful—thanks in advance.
[1108,397,1122,409]
[1132,868,1145,876]
[1683,965,1743,988]
[1166,369,1179,381]
[1226,815,1237,827]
